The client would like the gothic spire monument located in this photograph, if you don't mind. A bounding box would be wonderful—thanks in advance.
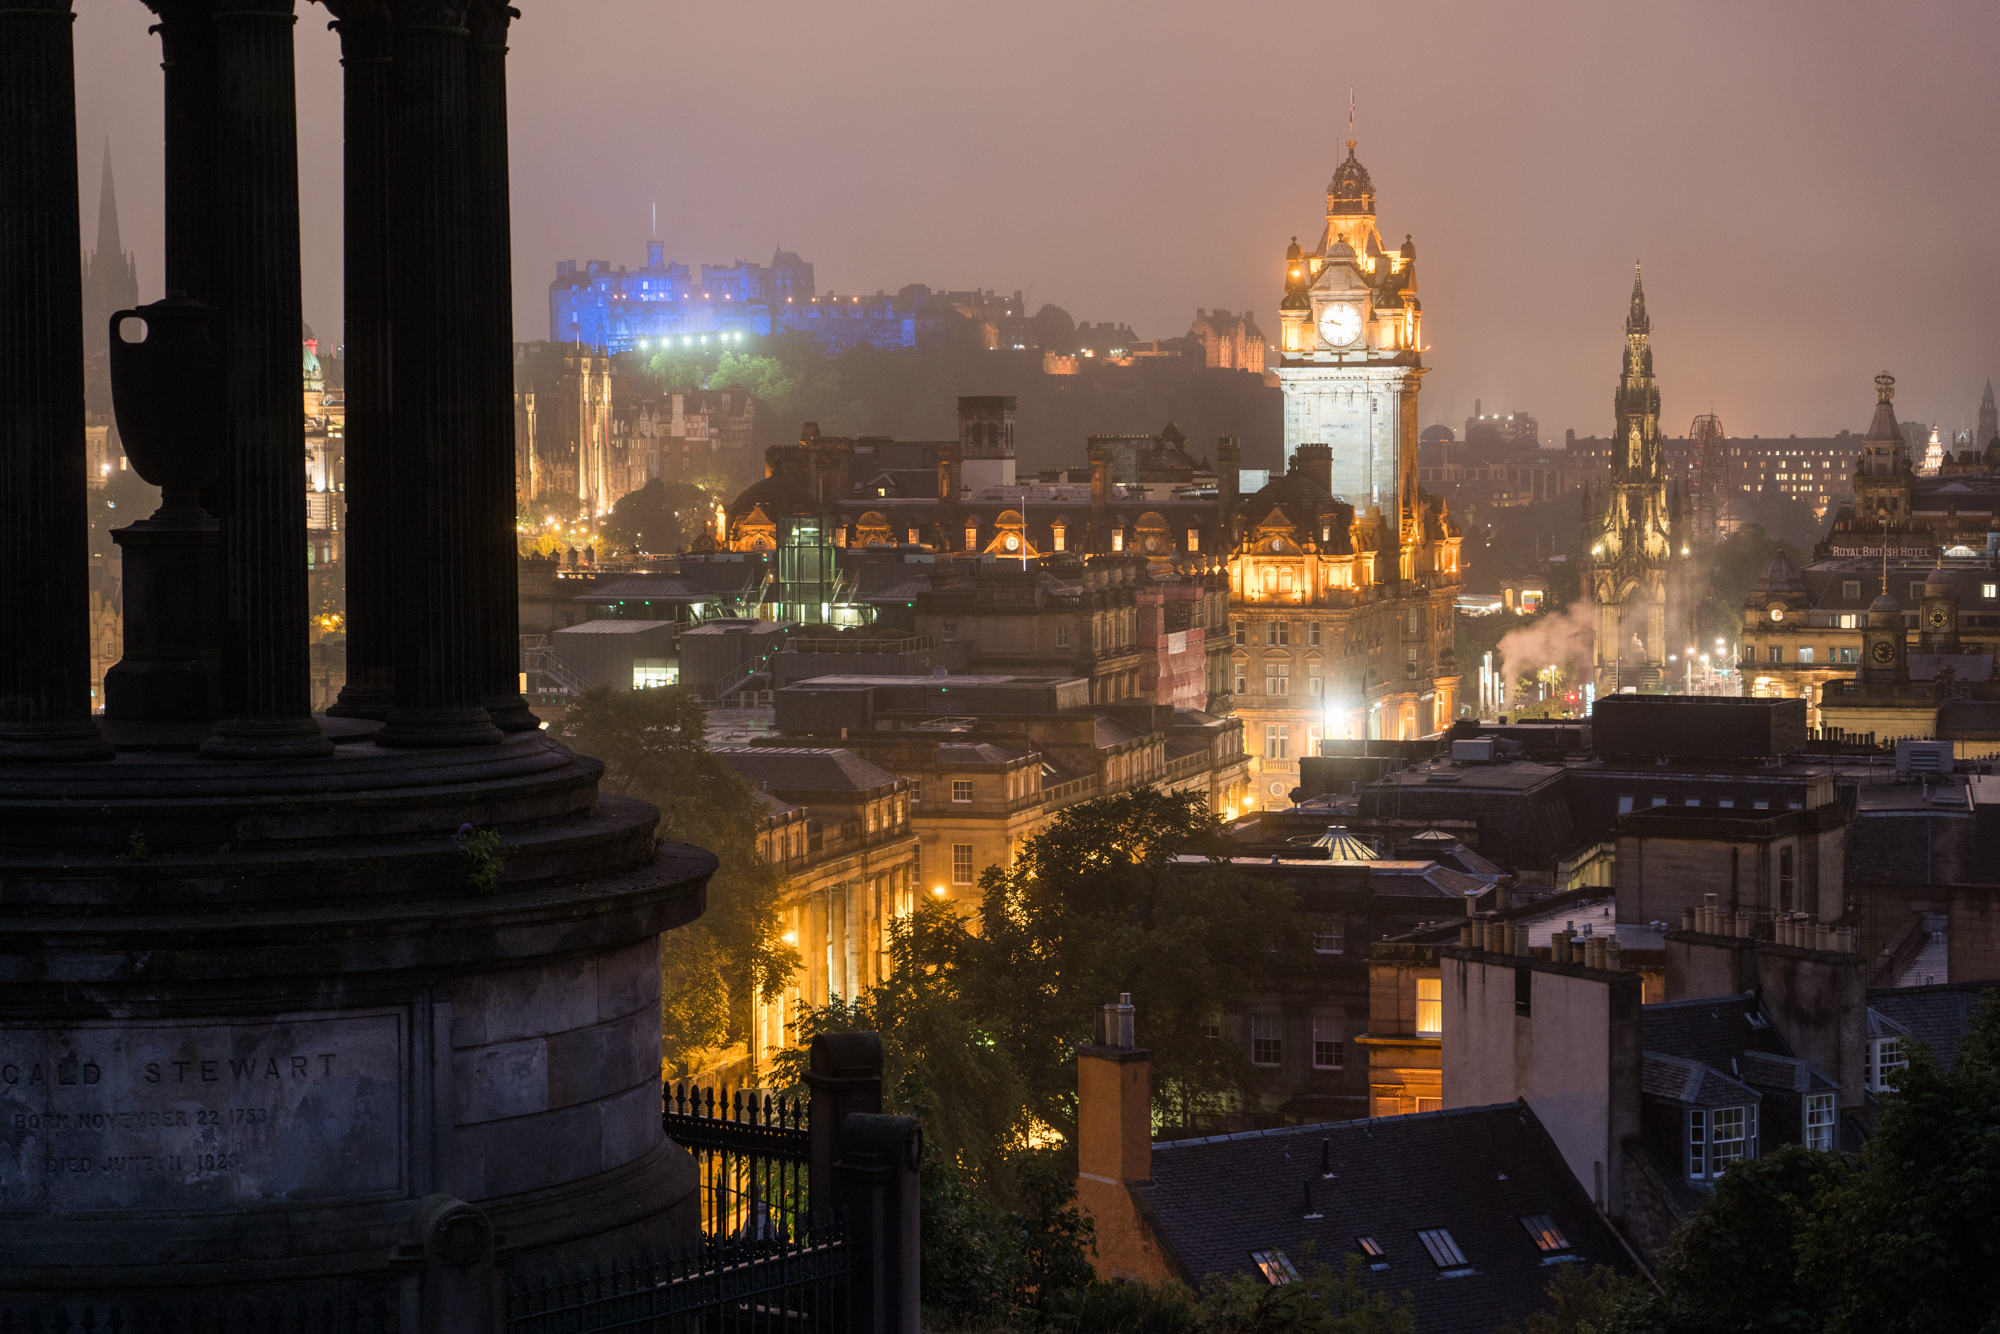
[1273,140,1424,545]
[1979,377,1997,450]
[80,138,138,365]
[1580,265,1693,695]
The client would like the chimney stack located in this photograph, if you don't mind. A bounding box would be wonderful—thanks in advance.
[1074,993,1160,1279]
[1217,436,1240,552]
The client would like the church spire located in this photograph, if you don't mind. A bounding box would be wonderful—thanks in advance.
[94,138,123,264]
[1625,261,1649,336]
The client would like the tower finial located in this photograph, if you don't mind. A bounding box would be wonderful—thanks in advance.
[1625,262,1650,335]
[1876,371,1896,403]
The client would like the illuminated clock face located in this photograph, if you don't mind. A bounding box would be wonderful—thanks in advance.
[1318,303,1362,348]
[1871,640,1895,664]
[1003,533,1020,552]
[1930,609,1948,628]
[1769,606,1785,622]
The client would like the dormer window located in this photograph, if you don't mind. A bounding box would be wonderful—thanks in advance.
[1867,1036,1907,1092]
[1356,1236,1388,1271]
[1689,1105,1757,1180]
[1520,1214,1577,1263]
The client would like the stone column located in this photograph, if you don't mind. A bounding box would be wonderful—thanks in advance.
[0,0,113,760]
[198,0,331,758]
[467,0,538,732]
[325,3,396,719]
[373,0,501,748]
[150,0,218,307]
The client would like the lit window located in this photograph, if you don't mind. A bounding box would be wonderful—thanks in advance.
[1052,525,1065,552]
[952,780,973,803]
[1356,1236,1388,1270]
[1264,725,1289,761]
[1799,647,1814,664]
[1250,1013,1282,1066]
[1112,529,1124,552]
[1187,529,1199,552]
[1416,977,1442,1035]
[1249,1250,1298,1285]
[1312,1015,1344,1069]
[1520,1214,1570,1253]
[1804,1093,1835,1150]
[1838,614,1857,630]
[1984,583,1996,600]
[1416,1228,1469,1270]
[951,844,974,885]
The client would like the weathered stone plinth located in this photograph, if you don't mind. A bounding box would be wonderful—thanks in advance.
[0,730,709,1300]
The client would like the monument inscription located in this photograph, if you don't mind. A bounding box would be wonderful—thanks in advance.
[0,1012,404,1211]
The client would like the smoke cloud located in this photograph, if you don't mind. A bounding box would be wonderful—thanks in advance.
[1495,602,1597,706]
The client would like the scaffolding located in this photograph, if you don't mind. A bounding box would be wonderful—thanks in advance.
[1689,413,1727,539]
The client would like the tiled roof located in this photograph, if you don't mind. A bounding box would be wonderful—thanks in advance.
[713,746,900,795]
[1135,1102,1633,1334]
[1641,1052,1761,1108]
[1739,1050,1839,1094]
[1868,982,1999,1072]
[1641,992,1793,1072]
[936,742,1026,765]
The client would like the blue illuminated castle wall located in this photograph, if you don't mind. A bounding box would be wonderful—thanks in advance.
[550,244,919,353]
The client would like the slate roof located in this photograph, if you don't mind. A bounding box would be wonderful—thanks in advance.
[576,576,713,606]
[712,746,900,796]
[1739,1050,1839,1094]
[1135,1102,1633,1334]
[936,741,1027,765]
[1641,992,1792,1073]
[1641,1052,1761,1107]
[1867,982,1998,1073]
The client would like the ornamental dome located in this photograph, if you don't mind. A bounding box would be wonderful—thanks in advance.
[1753,550,1806,597]
[1326,142,1375,215]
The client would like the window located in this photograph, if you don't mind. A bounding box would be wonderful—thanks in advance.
[941,622,957,643]
[1356,1237,1388,1270]
[1984,583,1996,600]
[1052,525,1065,552]
[1111,529,1124,552]
[1868,1036,1907,1092]
[1309,621,1322,647]
[1201,1012,1222,1040]
[1689,1104,1756,1179]
[1265,662,1290,695]
[1250,1013,1282,1066]
[1416,1097,1443,1112]
[1266,621,1289,647]
[965,526,979,551]
[951,844,974,885]
[1407,608,1420,634]
[1313,921,1344,953]
[1249,1250,1298,1285]
[1055,621,1069,649]
[1416,1228,1469,1270]
[1520,1214,1570,1254]
[1264,725,1290,760]
[1768,646,1783,663]
[1804,1092,1835,1150]
[1309,674,1324,698]
[1416,977,1442,1035]
[1912,582,1927,601]
[1312,1015,1344,1069]
[952,780,973,803]
[1187,528,1199,553]
[1617,795,1634,814]
[1651,796,1668,807]
[1234,669,1247,696]
[1685,797,1701,807]
[1799,647,1815,664]
[1837,645,1858,662]
[1233,619,1246,646]
[1406,648,1418,678]
[1779,846,1795,911]
[1838,614,1858,631]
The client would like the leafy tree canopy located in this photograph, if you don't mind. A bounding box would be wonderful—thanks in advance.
[526,489,584,526]
[548,686,795,1067]
[602,477,715,554]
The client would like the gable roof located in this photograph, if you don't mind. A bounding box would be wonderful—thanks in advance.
[1134,1102,1633,1334]
[1641,992,1792,1072]
[1867,982,1998,1072]
[712,746,901,797]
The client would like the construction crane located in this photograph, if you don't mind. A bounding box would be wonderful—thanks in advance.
[1688,413,1727,540]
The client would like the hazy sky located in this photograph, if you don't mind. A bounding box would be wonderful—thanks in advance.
[72,0,1998,442]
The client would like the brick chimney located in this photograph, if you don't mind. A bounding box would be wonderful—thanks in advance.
[1074,993,1170,1281]
[1088,441,1113,551]
[1295,441,1334,497]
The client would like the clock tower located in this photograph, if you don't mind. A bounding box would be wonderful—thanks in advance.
[1274,142,1424,540]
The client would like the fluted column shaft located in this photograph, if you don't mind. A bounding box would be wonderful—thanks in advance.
[153,0,218,307]
[326,5,396,719]
[198,0,330,757]
[467,0,537,731]
[375,0,501,748]
[0,0,112,759]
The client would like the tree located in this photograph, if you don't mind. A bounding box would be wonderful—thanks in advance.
[602,477,714,554]
[1194,1253,1413,1334]
[526,489,583,526]
[1501,1264,1647,1334]
[547,686,796,1068]
[969,789,1309,1140]
[1614,994,2000,1334]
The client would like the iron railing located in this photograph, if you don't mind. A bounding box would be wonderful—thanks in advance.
[506,1217,850,1334]
[663,1085,811,1241]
